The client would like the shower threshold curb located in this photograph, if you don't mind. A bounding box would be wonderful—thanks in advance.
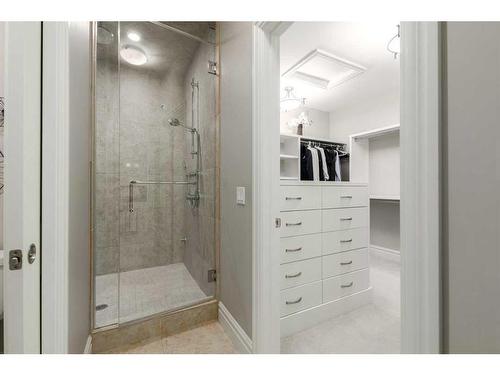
[91,299,218,353]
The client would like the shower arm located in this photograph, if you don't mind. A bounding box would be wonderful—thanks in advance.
[128,179,195,213]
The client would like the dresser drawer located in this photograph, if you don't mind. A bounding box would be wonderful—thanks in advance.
[322,207,368,232]
[280,234,322,264]
[322,248,369,278]
[322,186,368,209]
[280,281,322,317]
[280,186,321,211]
[280,257,322,290]
[322,227,368,255]
[280,210,321,238]
[323,269,370,303]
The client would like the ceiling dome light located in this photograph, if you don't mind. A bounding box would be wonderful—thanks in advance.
[120,45,148,66]
[280,86,305,112]
[127,32,141,42]
[387,24,401,59]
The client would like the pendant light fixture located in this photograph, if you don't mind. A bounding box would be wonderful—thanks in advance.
[280,86,305,112]
[387,24,401,59]
[287,111,313,136]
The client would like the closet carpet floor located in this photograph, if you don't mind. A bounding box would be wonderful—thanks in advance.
[281,250,401,354]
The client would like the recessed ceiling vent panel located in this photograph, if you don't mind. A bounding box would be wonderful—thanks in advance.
[282,49,366,90]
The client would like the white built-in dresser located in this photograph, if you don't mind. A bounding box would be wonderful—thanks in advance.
[279,134,372,337]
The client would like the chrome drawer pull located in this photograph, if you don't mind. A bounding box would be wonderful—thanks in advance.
[285,247,302,253]
[340,239,353,243]
[340,195,353,198]
[286,222,302,226]
[285,197,303,200]
[285,271,302,279]
[340,261,353,266]
[341,282,354,288]
[286,297,303,305]
[340,217,353,221]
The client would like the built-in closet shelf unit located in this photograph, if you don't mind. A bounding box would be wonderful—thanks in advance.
[349,124,400,256]
[279,180,372,337]
[280,133,348,181]
[280,134,301,180]
[349,124,400,201]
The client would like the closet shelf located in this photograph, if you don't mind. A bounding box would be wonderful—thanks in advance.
[280,154,299,159]
[280,176,299,180]
[369,195,400,201]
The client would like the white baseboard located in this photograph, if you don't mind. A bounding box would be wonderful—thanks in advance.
[280,287,372,338]
[370,245,401,263]
[218,302,252,354]
[84,335,92,354]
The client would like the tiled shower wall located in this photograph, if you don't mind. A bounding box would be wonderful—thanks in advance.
[182,31,217,297]
[94,22,217,300]
[118,65,188,272]
[95,62,189,274]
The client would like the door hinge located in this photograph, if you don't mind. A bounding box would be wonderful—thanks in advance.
[208,60,217,75]
[208,269,217,282]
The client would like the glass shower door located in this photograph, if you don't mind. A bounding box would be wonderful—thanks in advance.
[93,21,217,329]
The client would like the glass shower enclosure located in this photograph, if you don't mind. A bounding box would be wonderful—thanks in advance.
[92,21,218,329]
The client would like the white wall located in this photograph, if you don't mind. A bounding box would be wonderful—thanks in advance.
[329,91,399,146]
[0,22,5,251]
[0,21,4,336]
[444,22,500,353]
[280,106,330,139]
[369,133,400,198]
[219,22,253,338]
[0,22,4,97]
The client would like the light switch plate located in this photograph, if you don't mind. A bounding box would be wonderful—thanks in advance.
[236,186,246,205]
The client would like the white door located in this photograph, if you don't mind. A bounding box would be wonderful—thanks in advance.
[3,22,41,354]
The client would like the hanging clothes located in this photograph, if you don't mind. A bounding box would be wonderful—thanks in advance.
[307,145,320,181]
[316,147,325,181]
[315,146,329,181]
[300,143,313,180]
[333,150,342,181]
[324,147,337,181]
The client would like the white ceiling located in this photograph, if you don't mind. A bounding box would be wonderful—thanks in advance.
[280,22,400,113]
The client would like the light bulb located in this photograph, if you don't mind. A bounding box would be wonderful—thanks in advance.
[127,32,141,42]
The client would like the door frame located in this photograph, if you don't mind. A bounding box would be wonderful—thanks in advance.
[251,22,291,354]
[252,21,442,353]
[41,21,93,354]
[3,21,42,354]
[40,22,71,353]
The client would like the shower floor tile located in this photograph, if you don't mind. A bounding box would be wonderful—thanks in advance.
[95,263,208,328]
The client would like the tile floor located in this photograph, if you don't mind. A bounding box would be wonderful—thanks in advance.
[281,250,401,354]
[95,263,208,328]
[106,321,237,354]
